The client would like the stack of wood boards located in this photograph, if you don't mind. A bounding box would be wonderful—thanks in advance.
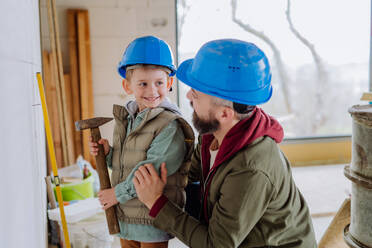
[42,1,95,172]
[67,9,95,168]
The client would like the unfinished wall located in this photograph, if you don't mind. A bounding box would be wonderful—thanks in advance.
[0,0,47,247]
[40,0,177,147]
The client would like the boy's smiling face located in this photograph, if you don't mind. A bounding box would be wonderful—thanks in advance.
[123,67,173,112]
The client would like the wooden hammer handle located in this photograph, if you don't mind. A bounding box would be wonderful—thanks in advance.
[91,127,120,234]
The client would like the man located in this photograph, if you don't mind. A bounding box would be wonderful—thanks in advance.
[133,39,317,247]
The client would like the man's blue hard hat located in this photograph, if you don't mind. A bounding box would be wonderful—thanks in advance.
[176,39,272,105]
[118,36,176,78]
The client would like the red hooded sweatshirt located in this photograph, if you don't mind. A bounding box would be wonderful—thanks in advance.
[199,107,283,222]
[150,107,284,219]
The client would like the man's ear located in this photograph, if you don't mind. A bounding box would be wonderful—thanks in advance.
[216,106,236,124]
[122,79,133,94]
[167,77,174,90]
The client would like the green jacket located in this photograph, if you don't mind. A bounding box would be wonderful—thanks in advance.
[153,136,316,247]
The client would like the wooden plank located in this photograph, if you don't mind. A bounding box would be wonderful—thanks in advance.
[43,51,64,169]
[318,198,350,248]
[82,10,94,115]
[42,51,52,174]
[67,9,82,158]
[311,211,336,218]
[49,52,64,168]
[46,0,68,166]
[77,10,95,167]
[280,139,351,167]
[45,176,57,209]
[51,0,75,166]
[361,92,372,101]
[63,74,76,164]
[42,51,55,172]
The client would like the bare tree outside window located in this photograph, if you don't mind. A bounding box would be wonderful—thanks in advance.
[231,0,293,114]
[177,0,369,138]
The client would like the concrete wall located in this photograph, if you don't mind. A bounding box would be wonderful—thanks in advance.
[0,0,47,247]
[0,0,177,246]
[40,0,177,144]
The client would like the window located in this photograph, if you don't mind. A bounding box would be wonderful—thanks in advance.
[176,0,369,139]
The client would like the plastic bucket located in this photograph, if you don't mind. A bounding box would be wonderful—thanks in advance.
[54,174,94,201]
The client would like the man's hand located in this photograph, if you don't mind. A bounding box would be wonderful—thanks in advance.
[98,188,118,210]
[133,163,167,209]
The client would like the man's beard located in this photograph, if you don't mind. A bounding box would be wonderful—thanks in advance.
[192,111,220,134]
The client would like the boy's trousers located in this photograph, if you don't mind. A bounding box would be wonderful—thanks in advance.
[120,239,168,248]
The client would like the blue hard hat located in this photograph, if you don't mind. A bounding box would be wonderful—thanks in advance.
[177,39,272,105]
[118,36,176,78]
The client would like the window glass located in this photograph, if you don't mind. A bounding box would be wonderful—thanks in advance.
[177,0,369,138]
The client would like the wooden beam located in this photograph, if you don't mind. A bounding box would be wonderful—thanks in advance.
[318,198,350,248]
[46,0,68,166]
[67,9,82,158]
[51,0,76,165]
[42,51,52,174]
[280,139,351,167]
[43,51,64,169]
[45,176,57,209]
[77,10,95,167]
[63,74,76,164]
[49,52,64,168]
[361,92,372,101]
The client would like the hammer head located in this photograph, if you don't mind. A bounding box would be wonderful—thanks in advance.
[75,117,113,131]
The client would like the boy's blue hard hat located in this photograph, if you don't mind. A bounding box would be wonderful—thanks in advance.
[118,36,176,78]
[176,39,272,105]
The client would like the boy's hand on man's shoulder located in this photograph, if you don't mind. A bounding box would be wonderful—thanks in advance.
[89,136,110,156]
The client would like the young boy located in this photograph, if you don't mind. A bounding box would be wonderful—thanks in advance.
[89,36,194,248]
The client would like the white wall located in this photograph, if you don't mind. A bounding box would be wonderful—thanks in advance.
[40,0,177,144]
[0,1,176,246]
[0,0,47,247]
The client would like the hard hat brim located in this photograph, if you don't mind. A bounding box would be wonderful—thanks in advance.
[118,63,176,79]
[176,59,272,106]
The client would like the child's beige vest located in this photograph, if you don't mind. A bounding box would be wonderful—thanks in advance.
[111,104,195,225]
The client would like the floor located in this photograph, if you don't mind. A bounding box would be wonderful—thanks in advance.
[110,164,351,248]
[291,164,350,242]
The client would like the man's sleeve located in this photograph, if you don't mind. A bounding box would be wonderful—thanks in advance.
[188,135,202,183]
[114,120,186,204]
[105,146,113,169]
[152,168,275,248]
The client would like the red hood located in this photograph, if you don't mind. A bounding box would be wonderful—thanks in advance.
[201,107,284,179]
[199,107,284,223]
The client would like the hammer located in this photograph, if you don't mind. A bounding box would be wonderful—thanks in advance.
[75,117,120,234]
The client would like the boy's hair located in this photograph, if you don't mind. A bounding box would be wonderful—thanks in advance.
[210,96,255,120]
[125,64,171,81]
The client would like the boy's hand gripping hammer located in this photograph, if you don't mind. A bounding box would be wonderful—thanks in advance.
[75,117,120,234]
